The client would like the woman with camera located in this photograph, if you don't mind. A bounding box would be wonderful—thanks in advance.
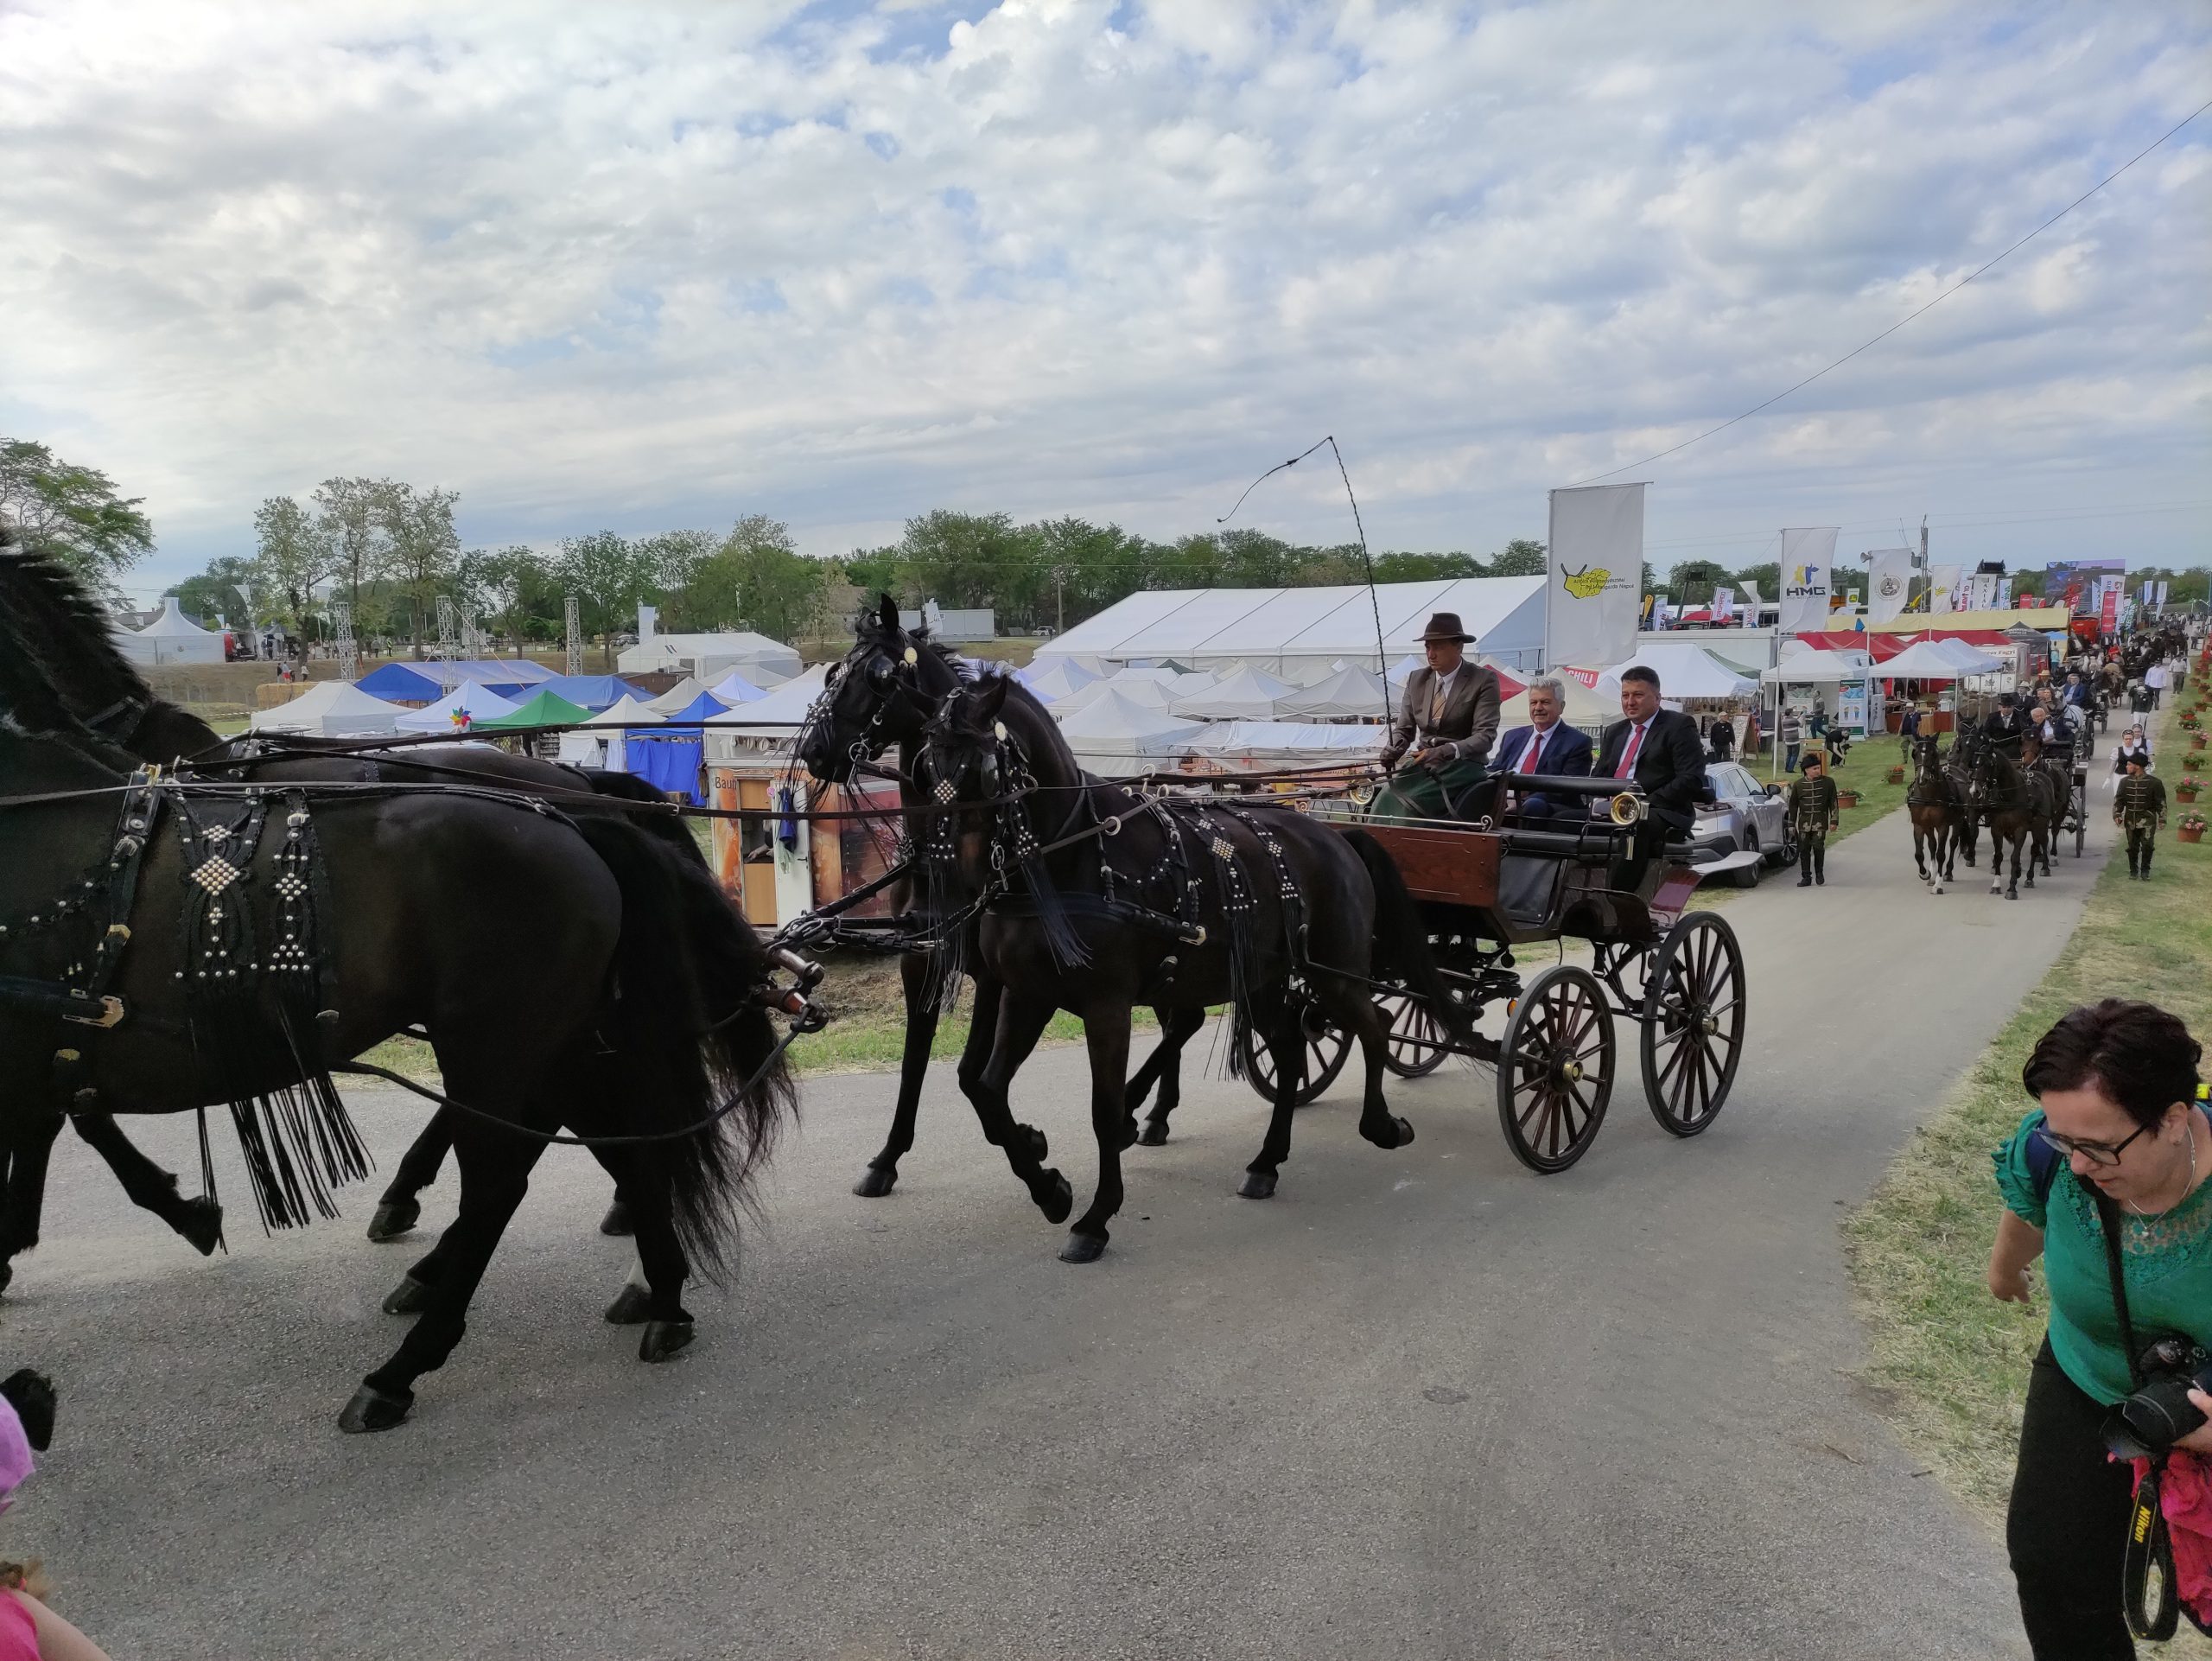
[1989,999,2212,1656]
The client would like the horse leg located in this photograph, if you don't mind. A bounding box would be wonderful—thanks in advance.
[583,1140,696,1363]
[853,950,946,1198]
[2007,830,2024,899]
[1988,825,2005,894]
[959,991,1072,1225]
[1929,824,1948,894]
[1237,990,1303,1201]
[70,1112,223,1255]
[367,1107,456,1242]
[1136,1007,1209,1147]
[0,1106,67,1293]
[1342,992,1414,1152]
[1062,1001,1133,1264]
[1911,824,1929,886]
[345,1113,548,1433]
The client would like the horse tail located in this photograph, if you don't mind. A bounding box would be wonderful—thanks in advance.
[571,817,798,1282]
[578,768,709,866]
[1340,829,1474,1046]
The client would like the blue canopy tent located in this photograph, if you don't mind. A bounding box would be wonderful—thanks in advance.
[534,674,641,712]
[658,692,731,726]
[626,734,705,803]
[353,662,443,703]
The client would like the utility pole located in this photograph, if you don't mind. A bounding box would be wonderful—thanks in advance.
[563,595,583,676]
[1054,564,1066,634]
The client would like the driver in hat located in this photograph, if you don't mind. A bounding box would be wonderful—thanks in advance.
[1373,612,1501,822]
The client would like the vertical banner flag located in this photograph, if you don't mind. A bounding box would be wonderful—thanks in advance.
[2101,585,2120,633]
[1777,527,1838,633]
[1713,586,1736,623]
[1866,548,1912,624]
[1967,572,2000,613]
[1997,577,2014,609]
[2157,580,2171,608]
[1740,578,1762,615]
[1926,563,1961,616]
[1545,483,1644,671]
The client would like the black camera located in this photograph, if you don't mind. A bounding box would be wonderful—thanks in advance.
[2102,1337,2212,1461]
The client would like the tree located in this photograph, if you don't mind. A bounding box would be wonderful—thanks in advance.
[378,483,461,657]
[1372,550,1486,582]
[554,531,655,667]
[252,495,334,636]
[1489,538,1547,576]
[0,437,155,589]
[1667,559,1731,605]
[1731,562,1780,604]
[312,476,391,625]
[459,544,563,647]
[643,528,726,629]
[169,556,265,628]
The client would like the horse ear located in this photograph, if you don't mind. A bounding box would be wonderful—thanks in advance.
[877,594,900,634]
[972,675,1012,724]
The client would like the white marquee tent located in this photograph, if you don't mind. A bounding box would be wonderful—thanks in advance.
[1759,649,1872,684]
[1873,640,2006,680]
[247,681,404,736]
[700,664,830,741]
[644,676,708,714]
[704,671,769,705]
[1276,663,1391,721]
[619,629,802,685]
[1170,664,1298,721]
[395,681,522,732]
[1052,690,1203,775]
[115,596,226,665]
[1185,722,1387,760]
[1595,645,1757,702]
[1033,576,1547,679]
[585,694,666,728]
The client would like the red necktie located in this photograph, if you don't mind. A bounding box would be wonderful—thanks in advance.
[1613,722,1646,780]
[1520,730,1544,774]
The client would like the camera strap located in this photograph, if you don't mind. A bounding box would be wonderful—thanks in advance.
[2095,1188,2181,1641]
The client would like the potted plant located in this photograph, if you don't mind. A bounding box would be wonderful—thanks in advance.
[1885,764,1905,784]
[1837,787,1861,809]
[2179,811,2206,845]
[2190,732,2206,751]
[2178,777,2204,805]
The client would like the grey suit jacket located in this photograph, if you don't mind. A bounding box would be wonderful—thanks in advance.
[1384,663,1502,767]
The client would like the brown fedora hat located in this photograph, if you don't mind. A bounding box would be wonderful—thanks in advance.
[1414,611,1474,644]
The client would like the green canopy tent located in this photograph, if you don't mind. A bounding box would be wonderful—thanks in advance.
[474,690,591,730]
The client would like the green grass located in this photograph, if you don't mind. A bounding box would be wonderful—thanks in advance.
[1845,685,2212,1551]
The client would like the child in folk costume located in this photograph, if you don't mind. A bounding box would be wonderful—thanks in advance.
[2113,751,2167,881]
[1787,750,1841,887]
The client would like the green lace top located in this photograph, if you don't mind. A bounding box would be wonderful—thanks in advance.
[1993,1106,2212,1405]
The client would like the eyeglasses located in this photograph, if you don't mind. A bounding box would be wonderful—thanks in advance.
[2034,1121,2152,1168]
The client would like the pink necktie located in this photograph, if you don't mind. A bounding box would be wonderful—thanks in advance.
[1614,722,1646,780]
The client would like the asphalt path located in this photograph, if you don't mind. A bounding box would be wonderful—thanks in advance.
[5,806,2105,1659]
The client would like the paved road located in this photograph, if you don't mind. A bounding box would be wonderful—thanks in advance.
[7,808,2103,1658]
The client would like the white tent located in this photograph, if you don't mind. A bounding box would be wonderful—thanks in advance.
[700,664,830,740]
[1276,663,1391,721]
[1057,675,1176,716]
[1184,722,1388,759]
[1031,576,1548,678]
[395,681,522,732]
[1020,659,1100,703]
[704,671,769,705]
[618,629,803,685]
[585,694,666,727]
[248,681,404,736]
[1171,664,1298,721]
[1385,653,1422,685]
[645,676,708,714]
[1595,646,1756,702]
[1876,640,2005,680]
[115,595,226,665]
[1052,689,1203,775]
[1760,649,1872,684]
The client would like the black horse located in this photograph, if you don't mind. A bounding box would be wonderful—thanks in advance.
[916,671,1463,1263]
[1904,735,1955,891]
[0,633,796,1432]
[0,541,695,1257]
[1967,737,2051,901]
[1942,727,1980,869]
[793,600,1208,1203]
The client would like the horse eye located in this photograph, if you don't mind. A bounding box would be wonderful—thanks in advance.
[868,657,893,687]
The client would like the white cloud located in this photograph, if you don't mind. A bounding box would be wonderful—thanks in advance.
[0,0,2206,600]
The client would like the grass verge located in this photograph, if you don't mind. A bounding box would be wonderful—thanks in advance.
[1844,688,2211,1535]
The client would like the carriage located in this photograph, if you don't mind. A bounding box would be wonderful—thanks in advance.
[1230,774,1746,1174]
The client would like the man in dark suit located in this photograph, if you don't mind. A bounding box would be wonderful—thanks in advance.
[1373,612,1502,821]
[1491,674,1592,820]
[1592,664,1709,887]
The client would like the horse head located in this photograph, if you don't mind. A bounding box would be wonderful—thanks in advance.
[796,595,967,785]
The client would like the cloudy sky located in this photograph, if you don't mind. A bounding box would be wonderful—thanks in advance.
[3,0,2207,601]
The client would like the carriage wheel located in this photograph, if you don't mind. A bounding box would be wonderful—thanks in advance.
[1640,912,1746,1138]
[1496,965,1615,1174]
[1238,1005,1352,1106]
[1377,990,1451,1079]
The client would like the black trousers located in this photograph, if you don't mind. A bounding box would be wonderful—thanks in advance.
[2006,1337,2137,1659]
[1796,830,1827,879]
[2126,827,2155,874]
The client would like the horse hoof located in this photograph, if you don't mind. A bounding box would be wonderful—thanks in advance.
[180,1197,224,1257]
[1116,1115,1141,1152]
[382,1275,432,1315]
[1137,1118,1170,1148]
[1022,1125,1050,1164]
[639,1320,695,1363]
[852,1166,899,1199]
[598,1200,634,1237]
[603,1283,652,1325]
[1238,1169,1278,1200]
[365,1200,420,1243]
[1058,1232,1108,1264]
[1393,1116,1416,1149]
[337,1384,413,1434]
[1038,1171,1074,1226]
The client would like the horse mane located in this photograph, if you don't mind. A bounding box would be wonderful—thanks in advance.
[0,534,160,710]
[849,601,976,684]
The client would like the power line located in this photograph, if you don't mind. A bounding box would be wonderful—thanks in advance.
[1567,94,2212,487]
